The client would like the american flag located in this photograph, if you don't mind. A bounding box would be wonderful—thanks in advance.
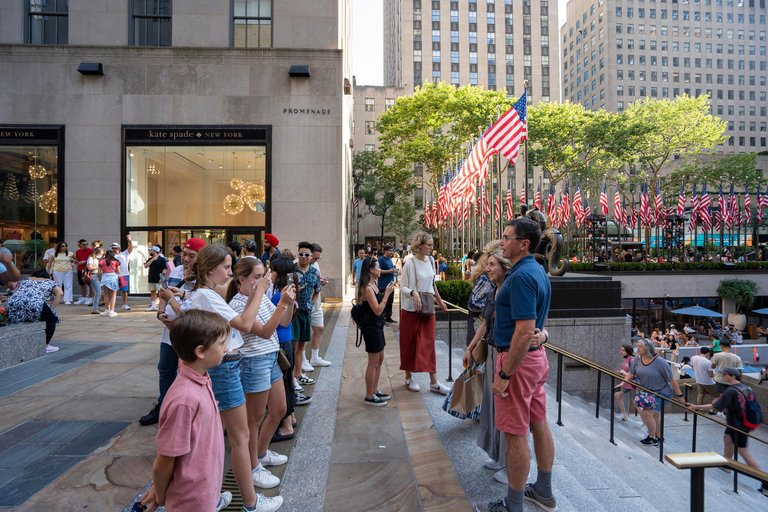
[744,187,751,224]
[482,187,491,217]
[495,195,501,221]
[714,211,722,232]
[572,184,584,227]
[466,134,496,191]
[554,196,563,229]
[437,175,447,220]
[761,183,768,220]
[563,182,571,224]
[620,196,628,228]
[601,181,610,216]
[520,182,526,205]
[613,187,622,223]
[424,201,432,228]
[699,184,712,231]
[534,183,541,210]
[689,183,699,232]
[431,202,438,228]
[640,182,650,228]
[728,183,737,229]
[484,91,527,164]
[629,206,637,230]
[757,185,763,223]
[583,195,592,218]
[718,184,728,230]
[506,188,514,219]
[354,196,359,209]
[654,180,664,214]
[677,182,686,216]
[547,182,556,219]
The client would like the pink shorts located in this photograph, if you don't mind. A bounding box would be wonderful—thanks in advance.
[495,349,549,436]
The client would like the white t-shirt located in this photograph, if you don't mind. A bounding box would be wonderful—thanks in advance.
[159,279,197,346]
[87,256,100,272]
[114,250,130,276]
[691,355,716,385]
[400,256,435,312]
[43,248,55,263]
[191,288,244,351]
[228,293,279,357]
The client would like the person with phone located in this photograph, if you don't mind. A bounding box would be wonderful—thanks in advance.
[144,245,167,311]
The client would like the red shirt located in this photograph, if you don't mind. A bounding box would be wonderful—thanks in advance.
[75,248,93,271]
[155,363,224,511]
[99,259,119,273]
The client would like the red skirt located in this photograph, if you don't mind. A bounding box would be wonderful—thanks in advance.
[399,309,437,373]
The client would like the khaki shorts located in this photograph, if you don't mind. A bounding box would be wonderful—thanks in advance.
[148,282,163,292]
[311,306,324,327]
[697,383,719,398]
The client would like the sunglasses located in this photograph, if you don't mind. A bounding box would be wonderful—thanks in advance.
[501,236,527,241]
[298,252,311,257]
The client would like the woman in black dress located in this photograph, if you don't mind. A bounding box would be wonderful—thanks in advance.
[357,257,394,407]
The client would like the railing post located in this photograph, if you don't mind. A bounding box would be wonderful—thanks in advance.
[691,412,698,452]
[690,467,706,512]
[683,386,690,422]
[659,399,665,463]
[447,310,453,382]
[733,444,739,493]
[556,352,564,427]
[609,376,616,445]
[595,371,602,419]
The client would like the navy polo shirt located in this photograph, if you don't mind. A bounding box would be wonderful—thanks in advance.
[493,254,551,349]
[378,256,394,289]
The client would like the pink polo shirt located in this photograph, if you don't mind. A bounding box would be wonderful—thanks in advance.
[155,363,224,511]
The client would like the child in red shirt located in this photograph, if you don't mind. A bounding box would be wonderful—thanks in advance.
[139,310,231,512]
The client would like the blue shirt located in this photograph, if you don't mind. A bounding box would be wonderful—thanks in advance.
[378,256,394,290]
[261,247,281,267]
[271,292,293,343]
[296,265,321,311]
[352,258,364,282]
[493,254,551,349]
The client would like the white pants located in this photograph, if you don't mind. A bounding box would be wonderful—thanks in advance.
[53,270,73,302]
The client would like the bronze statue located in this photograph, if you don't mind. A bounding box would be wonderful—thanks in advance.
[526,208,568,276]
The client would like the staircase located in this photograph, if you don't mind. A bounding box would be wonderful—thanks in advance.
[423,338,768,511]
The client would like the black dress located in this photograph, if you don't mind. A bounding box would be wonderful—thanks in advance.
[361,287,386,353]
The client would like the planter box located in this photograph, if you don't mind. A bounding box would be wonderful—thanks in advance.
[0,322,46,370]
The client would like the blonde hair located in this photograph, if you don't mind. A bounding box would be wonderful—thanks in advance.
[410,232,432,254]
[188,245,232,290]
[470,241,501,284]
[485,245,513,275]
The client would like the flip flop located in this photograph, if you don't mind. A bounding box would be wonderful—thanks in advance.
[272,432,295,443]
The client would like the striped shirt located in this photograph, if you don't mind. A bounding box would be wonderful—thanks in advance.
[228,293,279,357]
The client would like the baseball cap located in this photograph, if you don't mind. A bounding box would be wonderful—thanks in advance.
[150,245,161,252]
[721,367,741,377]
[184,238,207,253]
[111,242,120,248]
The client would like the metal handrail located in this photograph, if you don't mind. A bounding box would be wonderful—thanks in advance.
[437,300,468,382]
[440,300,469,314]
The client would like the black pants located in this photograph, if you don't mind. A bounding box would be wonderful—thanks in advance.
[281,340,296,418]
[40,302,57,344]
[379,288,395,320]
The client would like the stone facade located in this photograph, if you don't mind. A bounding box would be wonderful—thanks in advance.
[0,322,46,370]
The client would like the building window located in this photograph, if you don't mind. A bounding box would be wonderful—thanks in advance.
[233,0,272,48]
[365,98,375,112]
[131,0,172,47]
[365,121,375,135]
[26,0,68,45]
[365,144,375,152]
[385,98,395,110]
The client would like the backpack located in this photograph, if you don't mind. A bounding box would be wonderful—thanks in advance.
[734,384,763,431]
[350,300,362,347]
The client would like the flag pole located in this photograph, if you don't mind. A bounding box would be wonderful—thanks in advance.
[523,79,530,213]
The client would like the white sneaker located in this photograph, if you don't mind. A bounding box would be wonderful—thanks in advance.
[216,491,232,512]
[617,413,629,421]
[484,458,505,471]
[405,378,420,392]
[494,469,509,484]
[108,310,118,317]
[310,357,331,367]
[148,304,157,311]
[301,359,314,372]
[100,310,109,316]
[294,379,303,393]
[259,449,288,467]
[430,382,450,395]
[74,297,86,305]
[64,301,72,305]
[122,304,131,310]
[251,464,280,488]
[84,298,93,306]
[253,494,284,512]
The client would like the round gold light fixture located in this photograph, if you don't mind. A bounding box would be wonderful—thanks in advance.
[223,194,245,215]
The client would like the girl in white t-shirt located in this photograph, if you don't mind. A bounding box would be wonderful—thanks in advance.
[189,245,282,512]
[226,257,295,483]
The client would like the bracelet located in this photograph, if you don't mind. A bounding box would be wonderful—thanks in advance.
[277,304,288,309]
[677,394,684,397]
[181,291,186,301]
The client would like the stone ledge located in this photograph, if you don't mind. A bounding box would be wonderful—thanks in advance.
[0,322,46,370]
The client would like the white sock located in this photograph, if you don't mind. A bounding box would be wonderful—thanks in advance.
[311,349,319,360]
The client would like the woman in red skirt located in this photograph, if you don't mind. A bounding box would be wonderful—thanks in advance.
[399,232,450,394]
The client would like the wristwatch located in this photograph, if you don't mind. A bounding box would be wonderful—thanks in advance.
[676,393,684,397]
[498,369,512,380]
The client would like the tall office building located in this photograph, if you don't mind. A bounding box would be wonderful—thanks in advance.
[561,0,768,151]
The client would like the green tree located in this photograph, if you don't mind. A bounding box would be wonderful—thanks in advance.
[384,197,421,247]
[376,82,514,197]
[353,150,414,240]
[665,153,762,193]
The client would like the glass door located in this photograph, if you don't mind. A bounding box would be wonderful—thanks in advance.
[127,229,163,294]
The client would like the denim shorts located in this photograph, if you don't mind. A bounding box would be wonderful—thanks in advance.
[241,351,282,394]
[208,354,246,411]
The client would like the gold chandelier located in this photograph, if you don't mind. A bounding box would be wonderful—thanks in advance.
[224,179,265,214]
[39,184,58,213]
[223,194,245,215]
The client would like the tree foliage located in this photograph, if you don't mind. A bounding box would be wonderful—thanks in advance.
[665,153,761,193]
[384,197,421,246]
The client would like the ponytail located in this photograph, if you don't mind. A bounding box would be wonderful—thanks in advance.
[190,245,231,290]
[225,257,263,303]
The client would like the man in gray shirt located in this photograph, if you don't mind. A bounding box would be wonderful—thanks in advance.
[691,347,719,408]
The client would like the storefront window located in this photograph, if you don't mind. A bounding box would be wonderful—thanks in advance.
[0,145,59,269]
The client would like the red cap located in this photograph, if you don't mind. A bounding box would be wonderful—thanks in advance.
[264,233,279,247]
[184,238,207,253]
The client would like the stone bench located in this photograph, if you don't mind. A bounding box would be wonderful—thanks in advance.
[0,322,46,370]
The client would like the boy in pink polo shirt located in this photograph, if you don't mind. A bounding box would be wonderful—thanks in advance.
[139,310,231,512]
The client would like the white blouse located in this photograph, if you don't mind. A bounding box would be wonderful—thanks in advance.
[399,256,435,312]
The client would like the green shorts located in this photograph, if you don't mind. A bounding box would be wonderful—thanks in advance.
[291,310,312,342]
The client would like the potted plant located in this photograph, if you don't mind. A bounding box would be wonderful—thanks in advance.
[717,279,759,331]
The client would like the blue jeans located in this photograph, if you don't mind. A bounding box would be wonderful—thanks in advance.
[90,276,102,311]
[157,343,179,404]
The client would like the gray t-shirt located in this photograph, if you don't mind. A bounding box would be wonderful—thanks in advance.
[691,355,716,385]
[631,355,673,395]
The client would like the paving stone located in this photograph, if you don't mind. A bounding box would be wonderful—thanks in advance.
[0,456,84,507]
[55,421,132,456]
[24,421,96,445]
[0,421,54,454]
[0,442,64,470]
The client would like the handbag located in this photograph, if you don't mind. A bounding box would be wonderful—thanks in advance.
[81,268,93,284]
[634,390,658,410]
[118,275,128,289]
[410,257,435,316]
[471,339,488,364]
[277,349,291,371]
[449,367,484,416]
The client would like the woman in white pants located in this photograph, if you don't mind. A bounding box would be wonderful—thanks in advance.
[51,241,75,304]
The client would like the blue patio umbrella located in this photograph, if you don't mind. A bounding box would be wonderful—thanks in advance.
[750,307,768,315]
[670,306,727,317]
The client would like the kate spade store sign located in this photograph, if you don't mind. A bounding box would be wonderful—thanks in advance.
[123,126,268,144]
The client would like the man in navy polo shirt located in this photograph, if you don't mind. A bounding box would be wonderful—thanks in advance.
[476,218,554,512]
[378,244,397,323]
